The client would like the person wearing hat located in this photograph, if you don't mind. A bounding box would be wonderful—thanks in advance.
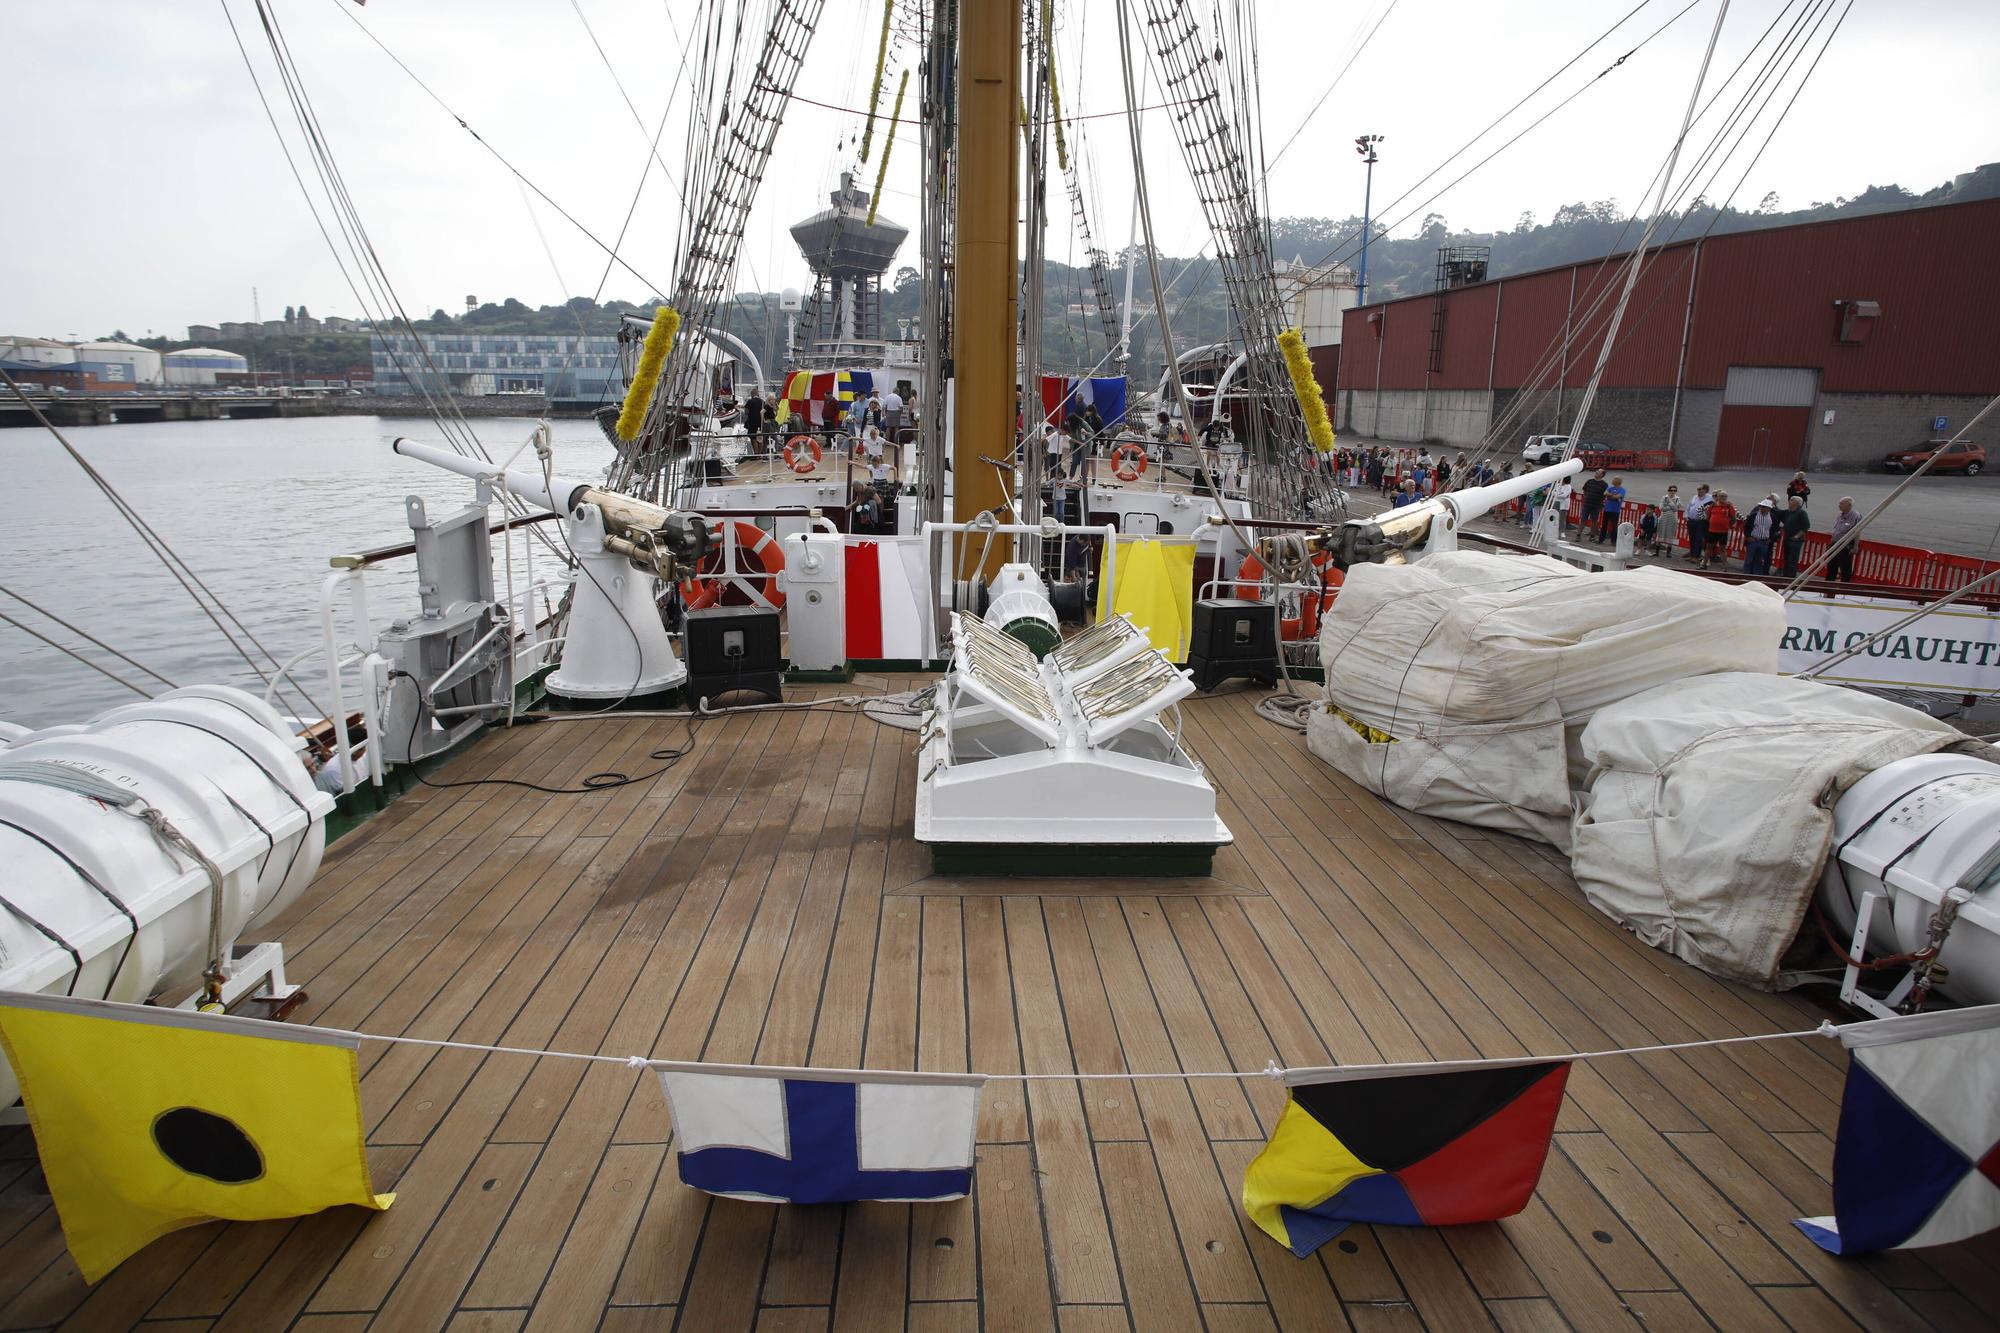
[1742,496,1781,576]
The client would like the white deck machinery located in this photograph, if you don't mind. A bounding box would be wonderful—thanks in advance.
[392,438,713,702]
[916,562,1230,875]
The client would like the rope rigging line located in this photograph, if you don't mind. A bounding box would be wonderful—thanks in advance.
[1446,0,1851,501]
[0,583,180,693]
[0,370,321,719]
[0,611,155,702]
[21,993,1896,1086]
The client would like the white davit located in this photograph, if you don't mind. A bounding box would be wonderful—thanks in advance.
[0,687,335,1102]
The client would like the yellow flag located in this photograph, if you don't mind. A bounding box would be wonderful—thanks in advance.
[0,993,393,1283]
[1097,537,1197,660]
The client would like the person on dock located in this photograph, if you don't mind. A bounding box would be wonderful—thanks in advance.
[1392,479,1420,508]
[1684,484,1712,562]
[1742,498,1780,576]
[1656,485,1684,556]
[1701,490,1736,570]
[1787,471,1811,504]
[1598,475,1626,543]
[1827,497,1861,582]
[1779,494,1812,576]
[1580,469,1608,540]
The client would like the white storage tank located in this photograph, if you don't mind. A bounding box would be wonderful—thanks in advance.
[163,347,250,387]
[73,340,163,387]
[0,336,77,368]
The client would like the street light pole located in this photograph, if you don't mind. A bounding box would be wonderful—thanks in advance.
[1355,134,1384,306]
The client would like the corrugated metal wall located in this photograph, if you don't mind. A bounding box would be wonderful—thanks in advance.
[1339,198,2000,396]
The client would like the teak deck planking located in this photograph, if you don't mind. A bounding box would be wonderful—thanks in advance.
[2,677,1996,1332]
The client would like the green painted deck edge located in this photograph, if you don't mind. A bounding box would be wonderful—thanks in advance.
[926,842,1220,877]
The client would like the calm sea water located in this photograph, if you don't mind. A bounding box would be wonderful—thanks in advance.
[0,414,617,728]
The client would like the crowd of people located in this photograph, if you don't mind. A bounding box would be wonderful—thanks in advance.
[1343,447,1865,583]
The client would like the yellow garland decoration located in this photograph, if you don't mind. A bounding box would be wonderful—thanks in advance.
[1278,326,1336,454]
[1041,0,1068,172]
[866,71,908,227]
[858,0,894,164]
[615,306,679,443]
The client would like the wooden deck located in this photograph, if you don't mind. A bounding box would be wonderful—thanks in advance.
[3,676,1996,1331]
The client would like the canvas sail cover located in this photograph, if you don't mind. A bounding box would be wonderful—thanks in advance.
[1570,672,1970,988]
[1309,552,1784,846]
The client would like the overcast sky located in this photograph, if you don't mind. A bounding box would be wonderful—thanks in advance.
[5,0,1996,340]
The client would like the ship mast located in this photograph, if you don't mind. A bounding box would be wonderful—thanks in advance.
[949,0,1019,564]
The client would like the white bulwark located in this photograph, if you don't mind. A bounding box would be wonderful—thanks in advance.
[1780,592,2000,695]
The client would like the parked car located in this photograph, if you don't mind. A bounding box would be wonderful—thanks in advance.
[1521,434,1572,465]
[1882,439,1985,475]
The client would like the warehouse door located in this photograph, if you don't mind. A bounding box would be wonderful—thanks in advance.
[1715,366,1817,468]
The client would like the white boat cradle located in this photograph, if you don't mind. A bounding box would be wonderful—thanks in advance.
[1820,751,2000,1017]
[914,605,1228,871]
[0,687,336,1106]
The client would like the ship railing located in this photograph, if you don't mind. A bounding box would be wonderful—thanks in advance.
[308,509,567,795]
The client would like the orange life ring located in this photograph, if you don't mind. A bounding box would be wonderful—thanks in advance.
[1235,548,1343,641]
[782,435,823,474]
[1110,441,1148,481]
[680,520,787,610]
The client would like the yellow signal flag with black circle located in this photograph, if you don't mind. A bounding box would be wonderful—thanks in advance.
[0,992,393,1283]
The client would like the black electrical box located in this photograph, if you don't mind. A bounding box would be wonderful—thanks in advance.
[684,606,784,708]
[1187,598,1279,692]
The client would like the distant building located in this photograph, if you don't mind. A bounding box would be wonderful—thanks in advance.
[72,340,162,389]
[1274,255,1357,397]
[261,319,289,337]
[370,332,622,399]
[187,324,222,343]
[1337,197,2000,469]
[320,315,360,334]
[220,322,259,340]
[294,315,321,335]
[163,347,250,387]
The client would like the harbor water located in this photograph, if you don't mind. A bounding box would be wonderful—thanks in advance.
[1,415,617,728]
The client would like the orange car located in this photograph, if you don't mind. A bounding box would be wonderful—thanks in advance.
[1881,438,1985,475]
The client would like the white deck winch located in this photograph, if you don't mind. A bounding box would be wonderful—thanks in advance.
[914,608,1229,870]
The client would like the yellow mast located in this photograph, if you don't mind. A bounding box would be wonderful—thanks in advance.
[950,0,1019,562]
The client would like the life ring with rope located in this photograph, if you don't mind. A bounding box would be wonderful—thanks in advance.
[1110,441,1149,481]
[782,435,823,474]
[1235,547,1343,641]
[680,520,787,610]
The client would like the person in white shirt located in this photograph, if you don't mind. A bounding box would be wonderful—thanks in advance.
[870,459,891,484]
[1551,479,1574,535]
[881,387,904,439]
[860,424,886,461]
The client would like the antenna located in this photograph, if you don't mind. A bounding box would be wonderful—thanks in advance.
[251,286,262,325]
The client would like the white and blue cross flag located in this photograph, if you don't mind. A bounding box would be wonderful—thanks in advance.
[656,1064,986,1204]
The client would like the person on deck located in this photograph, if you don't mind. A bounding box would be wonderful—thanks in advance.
[1741,498,1779,576]
[881,386,904,440]
[1701,490,1736,570]
[1082,403,1106,455]
[1778,494,1811,576]
[1827,497,1861,582]
[741,389,768,452]
[1684,485,1712,562]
